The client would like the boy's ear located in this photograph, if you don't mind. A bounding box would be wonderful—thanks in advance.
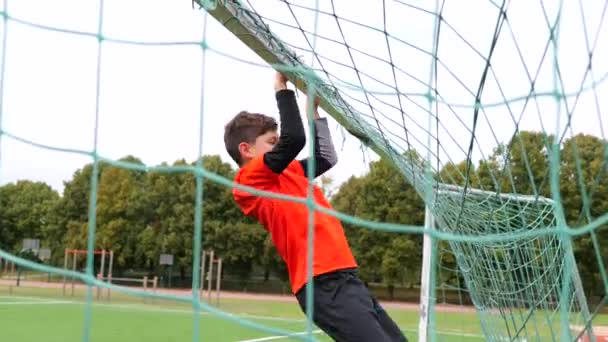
[238,142,255,160]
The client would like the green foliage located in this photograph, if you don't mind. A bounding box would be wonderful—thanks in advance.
[96,156,147,269]
[472,131,554,196]
[260,235,289,282]
[437,131,608,299]
[0,180,59,253]
[1,130,607,300]
[503,131,553,196]
[437,160,475,187]
[331,157,425,291]
[203,221,266,281]
[560,134,608,226]
[0,154,256,277]
[139,159,197,276]
[44,162,104,264]
[559,134,608,296]
[381,237,417,298]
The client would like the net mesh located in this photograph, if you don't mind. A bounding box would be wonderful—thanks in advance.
[0,0,607,341]
[196,0,607,340]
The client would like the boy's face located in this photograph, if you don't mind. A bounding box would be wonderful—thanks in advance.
[239,129,279,164]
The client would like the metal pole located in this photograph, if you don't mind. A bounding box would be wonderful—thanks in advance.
[71,252,78,296]
[97,250,106,300]
[62,249,68,296]
[99,250,106,278]
[207,250,214,303]
[216,258,222,307]
[143,276,148,304]
[106,251,113,301]
[200,250,206,300]
[153,276,158,305]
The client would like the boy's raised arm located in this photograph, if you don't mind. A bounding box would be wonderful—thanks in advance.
[263,73,306,174]
[299,96,338,178]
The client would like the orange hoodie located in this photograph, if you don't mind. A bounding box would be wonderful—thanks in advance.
[233,155,357,294]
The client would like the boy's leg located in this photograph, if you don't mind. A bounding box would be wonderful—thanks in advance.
[371,296,408,342]
[295,269,406,342]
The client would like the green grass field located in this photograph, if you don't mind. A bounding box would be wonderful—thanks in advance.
[1,285,606,341]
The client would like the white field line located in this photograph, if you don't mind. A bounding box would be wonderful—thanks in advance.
[240,327,485,342]
[402,327,485,339]
[237,329,322,342]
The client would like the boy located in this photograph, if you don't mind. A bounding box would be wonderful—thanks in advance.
[224,72,407,342]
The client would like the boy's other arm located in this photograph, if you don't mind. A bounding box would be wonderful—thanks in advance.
[299,96,338,178]
[299,118,338,178]
[263,75,306,174]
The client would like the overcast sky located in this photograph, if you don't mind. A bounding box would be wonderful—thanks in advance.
[0,0,605,194]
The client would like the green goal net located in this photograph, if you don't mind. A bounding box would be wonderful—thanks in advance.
[1,0,607,341]
[195,0,607,341]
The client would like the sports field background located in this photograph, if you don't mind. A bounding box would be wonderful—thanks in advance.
[3,279,608,341]
[0,279,484,342]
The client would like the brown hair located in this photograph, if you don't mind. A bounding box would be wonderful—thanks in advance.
[224,111,278,165]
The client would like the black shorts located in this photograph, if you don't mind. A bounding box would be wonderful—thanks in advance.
[295,268,408,342]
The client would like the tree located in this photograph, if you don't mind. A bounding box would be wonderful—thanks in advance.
[203,221,266,283]
[560,134,608,296]
[260,235,289,283]
[139,155,242,279]
[94,156,148,271]
[437,160,479,188]
[480,131,553,197]
[46,161,109,265]
[198,155,242,223]
[0,181,59,253]
[560,134,608,226]
[477,156,502,191]
[331,157,425,291]
[381,237,418,299]
[141,158,196,278]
